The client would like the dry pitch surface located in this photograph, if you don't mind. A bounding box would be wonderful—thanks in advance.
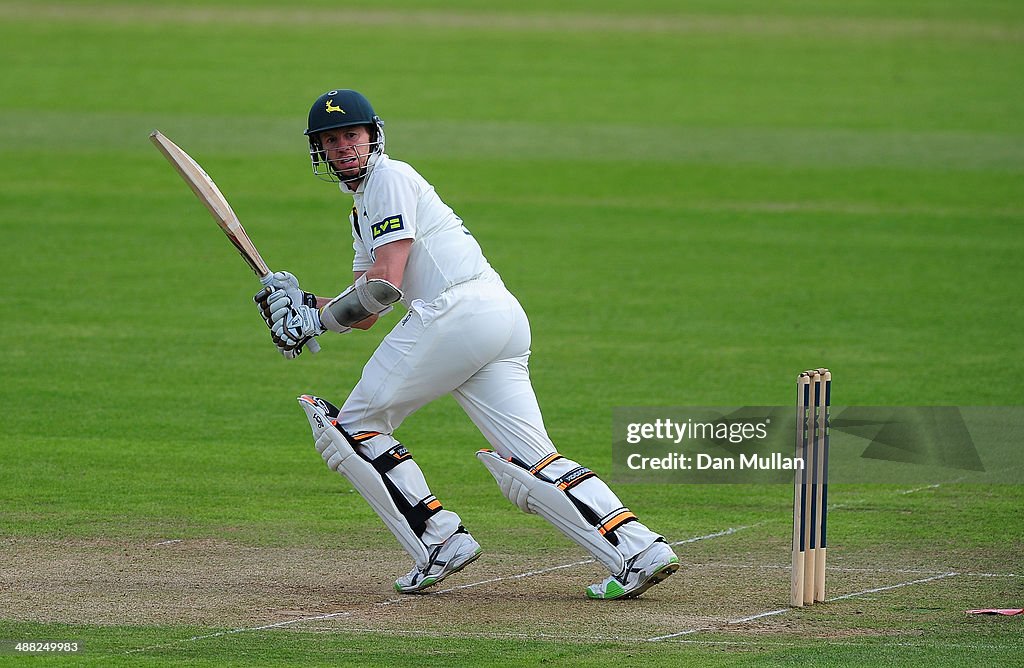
[4,506,1018,653]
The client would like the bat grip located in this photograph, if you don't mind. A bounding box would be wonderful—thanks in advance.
[259,272,321,354]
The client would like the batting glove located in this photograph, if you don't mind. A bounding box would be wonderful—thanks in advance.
[268,294,325,347]
[254,286,294,327]
[254,286,320,358]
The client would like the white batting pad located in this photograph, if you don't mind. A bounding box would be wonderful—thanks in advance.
[477,449,626,575]
[299,395,430,569]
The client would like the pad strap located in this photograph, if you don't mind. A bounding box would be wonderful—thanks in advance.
[556,467,598,492]
[535,456,634,544]
[530,453,564,477]
[404,496,444,537]
[362,440,441,537]
[523,455,626,533]
[500,451,636,544]
[598,509,638,538]
[370,444,413,474]
[477,450,627,574]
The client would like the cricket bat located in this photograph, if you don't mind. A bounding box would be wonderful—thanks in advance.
[149,130,319,353]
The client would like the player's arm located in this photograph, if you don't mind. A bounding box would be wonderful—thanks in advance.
[313,237,411,309]
[328,274,376,330]
[258,247,404,348]
[309,238,410,332]
[343,239,412,330]
[366,238,412,286]
[255,218,408,354]
[338,272,377,330]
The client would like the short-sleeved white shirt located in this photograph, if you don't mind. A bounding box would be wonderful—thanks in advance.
[342,155,499,305]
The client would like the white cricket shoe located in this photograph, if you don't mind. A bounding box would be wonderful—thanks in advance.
[394,529,482,594]
[586,539,679,600]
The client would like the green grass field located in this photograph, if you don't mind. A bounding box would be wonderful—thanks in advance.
[1,1,1022,665]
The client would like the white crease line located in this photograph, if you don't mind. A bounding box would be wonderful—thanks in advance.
[289,525,756,600]
[301,625,646,643]
[694,563,1019,578]
[899,477,965,495]
[647,626,715,640]
[648,571,961,641]
[296,625,1017,650]
[126,525,754,654]
[966,572,1020,578]
[424,525,756,595]
[827,572,960,601]
[432,559,594,593]
[829,480,957,509]
[898,483,943,495]
[729,607,793,624]
[153,540,183,546]
[129,479,967,651]
[125,610,360,653]
[670,525,759,547]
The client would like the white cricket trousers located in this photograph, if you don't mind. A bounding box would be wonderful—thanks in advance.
[338,277,659,564]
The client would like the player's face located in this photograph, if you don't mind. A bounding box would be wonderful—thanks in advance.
[318,126,372,180]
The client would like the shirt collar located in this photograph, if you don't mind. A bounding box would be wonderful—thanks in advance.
[338,153,388,195]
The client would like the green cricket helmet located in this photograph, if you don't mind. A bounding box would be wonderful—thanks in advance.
[304,89,386,183]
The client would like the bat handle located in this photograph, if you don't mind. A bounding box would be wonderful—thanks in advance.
[259,272,321,354]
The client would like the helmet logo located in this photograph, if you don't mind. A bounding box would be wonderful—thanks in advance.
[325,99,346,114]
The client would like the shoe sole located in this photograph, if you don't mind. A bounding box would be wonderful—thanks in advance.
[587,559,680,600]
[395,547,483,594]
[621,561,679,599]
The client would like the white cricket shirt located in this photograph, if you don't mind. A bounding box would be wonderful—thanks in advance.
[341,155,498,305]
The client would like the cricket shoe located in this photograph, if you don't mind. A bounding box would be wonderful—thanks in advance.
[394,528,482,594]
[585,539,679,600]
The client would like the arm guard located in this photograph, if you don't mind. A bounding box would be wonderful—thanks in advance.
[319,275,403,333]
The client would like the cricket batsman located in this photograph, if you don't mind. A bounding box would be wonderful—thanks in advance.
[254,89,679,599]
